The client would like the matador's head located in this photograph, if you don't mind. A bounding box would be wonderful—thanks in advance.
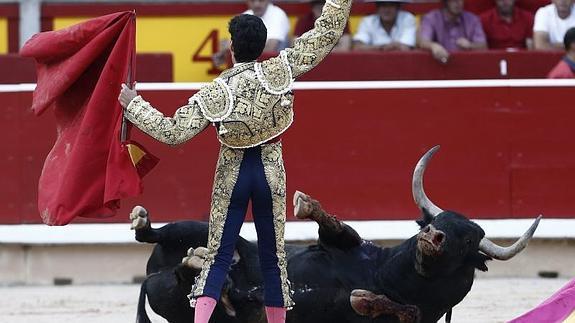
[228,14,268,64]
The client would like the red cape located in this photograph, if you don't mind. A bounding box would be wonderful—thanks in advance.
[21,12,157,225]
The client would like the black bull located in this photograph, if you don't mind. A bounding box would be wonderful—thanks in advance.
[134,147,540,323]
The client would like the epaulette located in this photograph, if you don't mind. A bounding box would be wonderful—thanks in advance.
[189,78,234,122]
[255,51,294,95]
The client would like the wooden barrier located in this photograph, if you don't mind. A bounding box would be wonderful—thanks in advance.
[0,53,173,83]
[1,50,564,84]
[1,80,573,224]
[268,51,564,80]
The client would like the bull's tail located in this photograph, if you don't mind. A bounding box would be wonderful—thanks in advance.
[136,279,152,323]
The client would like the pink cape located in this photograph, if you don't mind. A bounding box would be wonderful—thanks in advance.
[510,278,575,323]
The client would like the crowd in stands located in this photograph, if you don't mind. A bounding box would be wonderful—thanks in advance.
[213,0,574,77]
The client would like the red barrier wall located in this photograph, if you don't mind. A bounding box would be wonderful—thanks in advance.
[2,82,574,224]
[0,53,174,83]
[1,51,565,83]
[270,51,564,81]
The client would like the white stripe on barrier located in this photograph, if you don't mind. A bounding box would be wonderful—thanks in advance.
[0,83,36,92]
[2,79,575,93]
[0,218,572,244]
[135,79,575,90]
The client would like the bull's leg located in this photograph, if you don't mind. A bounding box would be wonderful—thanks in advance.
[129,206,163,243]
[350,289,420,323]
[293,191,362,249]
[130,205,149,230]
[182,246,209,270]
[176,247,207,290]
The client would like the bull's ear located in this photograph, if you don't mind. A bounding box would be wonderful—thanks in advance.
[416,208,434,228]
[468,252,492,272]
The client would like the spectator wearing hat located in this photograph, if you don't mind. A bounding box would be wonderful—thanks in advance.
[353,0,416,51]
[294,0,352,51]
[548,27,575,77]
[480,0,534,49]
[534,0,575,50]
[418,0,487,62]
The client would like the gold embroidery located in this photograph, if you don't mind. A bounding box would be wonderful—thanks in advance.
[284,0,352,78]
[125,0,350,149]
[200,0,351,149]
[261,142,295,309]
[193,79,234,122]
[255,54,293,95]
[189,143,294,309]
[124,95,209,145]
[216,66,295,149]
[190,145,244,299]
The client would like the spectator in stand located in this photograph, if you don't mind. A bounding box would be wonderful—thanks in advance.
[352,0,416,51]
[294,0,352,51]
[534,0,575,50]
[244,0,290,51]
[418,0,487,63]
[548,27,575,77]
[480,0,534,49]
[213,0,290,65]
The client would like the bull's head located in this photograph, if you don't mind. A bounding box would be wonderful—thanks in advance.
[411,146,541,277]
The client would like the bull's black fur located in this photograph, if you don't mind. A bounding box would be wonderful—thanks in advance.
[135,211,492,323]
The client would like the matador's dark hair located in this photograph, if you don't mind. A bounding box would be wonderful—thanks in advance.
[564,27,575,51]
[229,14,267,63]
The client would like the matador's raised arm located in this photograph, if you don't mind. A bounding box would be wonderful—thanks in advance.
[283,0,352,78]
[124,94,210,146]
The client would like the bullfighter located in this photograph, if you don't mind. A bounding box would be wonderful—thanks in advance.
[117,0,352,321]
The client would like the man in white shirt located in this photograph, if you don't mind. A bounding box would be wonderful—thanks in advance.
[353,0,416,51]
[534,0,575,50]
[213,0,289,66]
[244,0,290,51]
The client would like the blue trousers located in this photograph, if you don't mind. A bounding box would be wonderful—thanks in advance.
[190,142,294,308]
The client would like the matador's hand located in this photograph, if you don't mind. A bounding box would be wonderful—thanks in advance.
[118,83,138,108]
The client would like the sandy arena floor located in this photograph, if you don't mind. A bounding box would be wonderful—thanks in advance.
[0,278,570,322]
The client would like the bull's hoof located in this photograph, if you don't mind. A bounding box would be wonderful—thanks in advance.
[350,289,420,323]
[182,255,205,269]
[182,247,209,270]
[129,205,149,230]
[293,191,313,219]
[350,289,379,317]
[194,247,209,258]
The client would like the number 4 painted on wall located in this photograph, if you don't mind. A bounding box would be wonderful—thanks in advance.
[192,29,227,75]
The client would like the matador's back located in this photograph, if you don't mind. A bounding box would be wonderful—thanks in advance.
[190,0,352,148]
[124,0,351,148]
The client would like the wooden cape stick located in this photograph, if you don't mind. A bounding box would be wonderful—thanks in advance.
[121,11,136,143]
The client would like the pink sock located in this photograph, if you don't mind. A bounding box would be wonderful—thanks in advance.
[265,306,287,323]
[194,296,217,323]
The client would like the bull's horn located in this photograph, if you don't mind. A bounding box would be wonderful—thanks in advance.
[412,146,444,217]
[478,215,542,260]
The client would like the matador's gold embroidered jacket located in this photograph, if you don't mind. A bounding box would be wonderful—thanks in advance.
[124,0,352,148]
